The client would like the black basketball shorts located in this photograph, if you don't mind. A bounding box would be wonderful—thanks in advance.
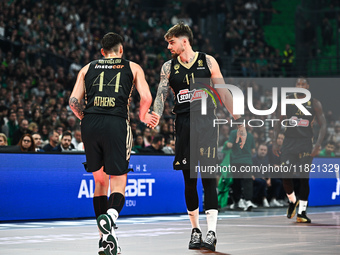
[280,137,313,178]
[173,110,218,175]
[81,114,132,175]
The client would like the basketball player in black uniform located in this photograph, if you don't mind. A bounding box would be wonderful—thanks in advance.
[69,32,158,255]
[151,23,247,252]
[273,77,326,223]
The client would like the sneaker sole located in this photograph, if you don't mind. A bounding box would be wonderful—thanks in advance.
[97,214,112,235]
[287,201,299,219]
[296,217,311,223]
[188,243,201,249]
[102,233,118,255]
[202,242,216,252]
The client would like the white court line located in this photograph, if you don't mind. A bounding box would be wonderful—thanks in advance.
[0,227,188,245]
[1,210,339,231]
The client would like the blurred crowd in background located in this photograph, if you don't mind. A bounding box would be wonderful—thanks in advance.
[0,0,339,157]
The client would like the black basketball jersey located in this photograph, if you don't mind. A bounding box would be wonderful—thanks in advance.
[83,58,134,119]
[284,93,316,138]
[169,52,215,114]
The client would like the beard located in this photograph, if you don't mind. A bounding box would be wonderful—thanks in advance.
[171,45,185,59]
[171,52,179,59]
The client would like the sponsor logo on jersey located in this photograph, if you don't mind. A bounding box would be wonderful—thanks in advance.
[177,89,208,104]
[94,64,124,69]
[290,116,309,127]
[197,60,205,69]
[174,64,180,74]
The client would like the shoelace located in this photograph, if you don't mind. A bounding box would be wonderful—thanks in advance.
[191,232,201,243]
[204,233,215,245]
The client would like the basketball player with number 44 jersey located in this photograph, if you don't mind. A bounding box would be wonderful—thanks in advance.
[69,32,159,255]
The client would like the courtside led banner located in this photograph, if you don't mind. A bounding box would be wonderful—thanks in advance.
[0,153,203,221]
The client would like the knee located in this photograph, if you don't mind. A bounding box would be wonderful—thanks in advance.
[95,177,108,188]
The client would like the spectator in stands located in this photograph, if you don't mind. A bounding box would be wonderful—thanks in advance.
[5,110,18,144]
[0,133,8,146]
[267,132,286,206]
[28,122,38,133]
[162,138,175,154]
[328,123,340,144]
[18,133,35,152]
[253,143,284,207]
[282,44,294,77]
[132,134,145,153]
[12,118,31,145]
[256,54,269,77]
[52,131,74,152]
[42,130,59,152]
[67,115,77,131]
[71,129,82,149]
[31,80,46,98]
[141,134,165,154]
[252,143,270,207]
[32,132,44,152]
[143,128,152,147]
[319,141,336,157]
[228,128,256,211]
[40,124,51,145]
[160,122,171,142]
[241,52,256,77]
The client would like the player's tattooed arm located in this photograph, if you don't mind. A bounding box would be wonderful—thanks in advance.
[153,60,171,117]
[206,55,213,71]
[69,64,88,121]
[69,97,84,120]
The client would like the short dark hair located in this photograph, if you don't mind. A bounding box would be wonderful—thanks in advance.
[258,143,268,149]
[326,141,336,146]
[49,130,58,139]
[164,22,193,45]
[152,134,164,144]
[62,131,72,139]
[101,32,123,54]
[166,138,174,145]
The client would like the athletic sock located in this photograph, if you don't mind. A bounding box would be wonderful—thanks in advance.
[107,192,125,222]
[107,208,119,222]
[287,192,296,204]
[93,195,108,219]
[108,192,125,214]
[205,209,218,233]
[188,208,200,230]
[298,200,308,214]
